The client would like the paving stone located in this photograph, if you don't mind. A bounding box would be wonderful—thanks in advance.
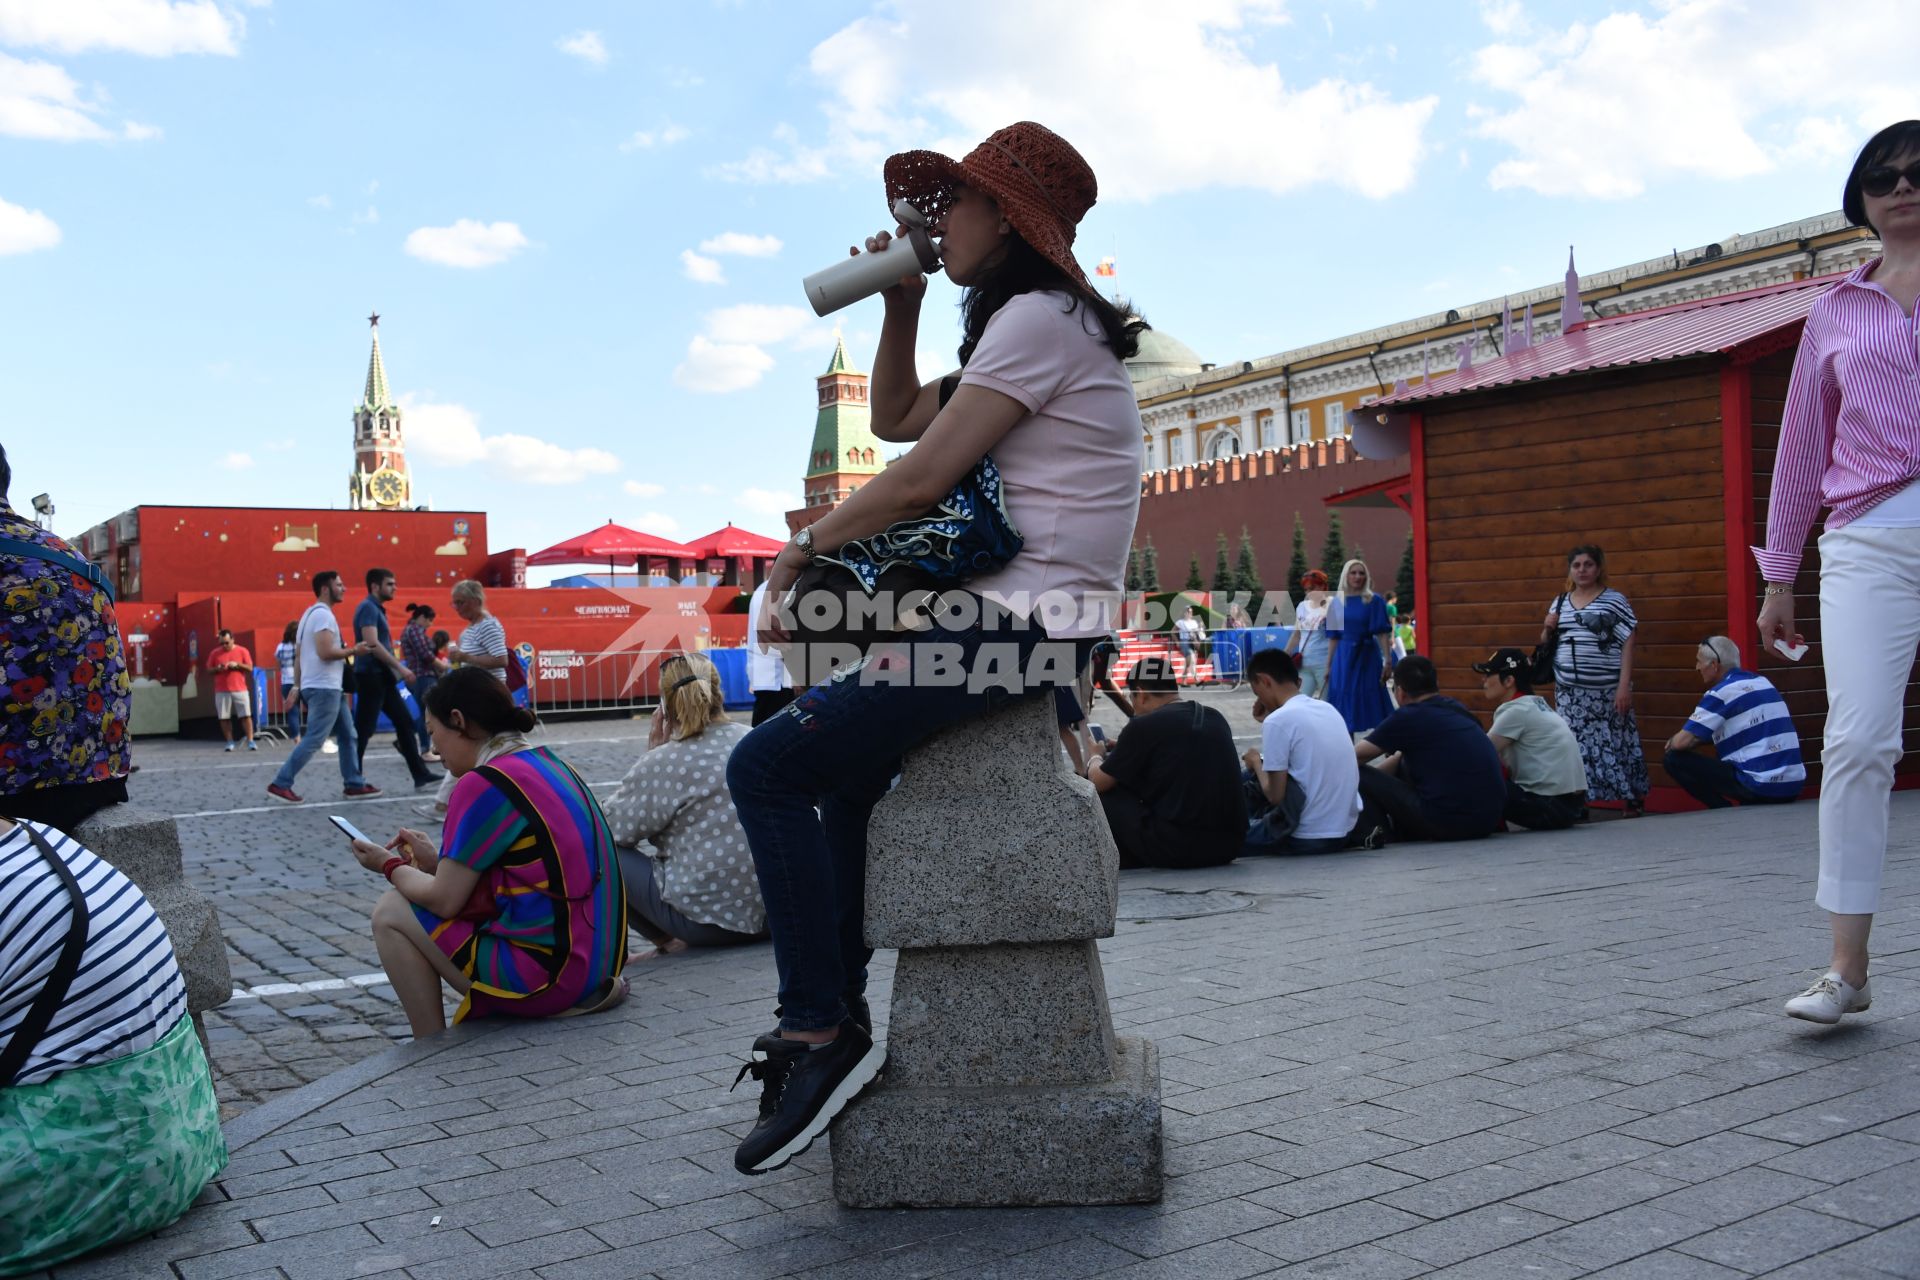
[1100,1237,1291,1280]
[1645,1165,1832,1227]
[1254,1242,1430,1279]
[1243,1163,1421,1217]
[1581,1251,1748,1278]
[1670,1204,1874,1273]
[1530,1205,1705,1270]
[1411,1243,1583,1279]
[1510,1165,1690,1222]
[1237,1202,1430,1263]
[1368,1203,1566,1267]
[1090,1196,1284,1258]
[1794,1158,1920,1228]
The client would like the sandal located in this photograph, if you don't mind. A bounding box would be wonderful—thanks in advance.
[557,975,629,1018]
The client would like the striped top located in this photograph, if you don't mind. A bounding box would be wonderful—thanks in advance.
[1550,589,1636,688]
[458,615,509,683]
[0,821,188,1086]
[1755,259,1920,582]
[1683,669,1807,797]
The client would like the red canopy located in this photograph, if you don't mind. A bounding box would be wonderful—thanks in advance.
[527,521,696,567]
[683,523,786,560]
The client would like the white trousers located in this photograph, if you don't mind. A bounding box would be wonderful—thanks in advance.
[1816,524,1920,914]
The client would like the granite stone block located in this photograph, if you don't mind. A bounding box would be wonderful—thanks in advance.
[76,803,232,1018]
[862,693,1118,948]
[883,941,1116,1088]
[829,1035,1163,1207]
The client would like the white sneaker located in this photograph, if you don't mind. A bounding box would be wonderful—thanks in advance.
[223,742,236,752]
[1785,972,1871,1024]
[321,740,338,755]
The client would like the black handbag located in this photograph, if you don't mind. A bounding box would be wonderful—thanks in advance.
[0,823,91,1087]
[1528,593,1566,687]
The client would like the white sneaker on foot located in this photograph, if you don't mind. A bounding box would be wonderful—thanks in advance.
[1785,972,1871,1024]
[321,740,338,755]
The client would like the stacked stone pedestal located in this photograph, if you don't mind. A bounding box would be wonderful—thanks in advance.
[830,694,1163,1208]
[74,805,232,1046]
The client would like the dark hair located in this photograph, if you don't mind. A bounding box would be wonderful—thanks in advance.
[425,666,536,737]
[1247,647,1299,686]
[431,628,450,650]
[1564,543,1609,591]
[282,620,298,644]
[1392,654,1439,697]
[1498,666,1534,695]
[365,567,394,590]
[216,628,232,641]
[956,231,1145,367]
[311,570,341,597]
[0,442,9,500]
[407,602,435,622]
[1843,120,1920,232]
[1127,654,1179,694]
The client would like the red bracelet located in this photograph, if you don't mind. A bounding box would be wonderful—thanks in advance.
[380,856,406,882]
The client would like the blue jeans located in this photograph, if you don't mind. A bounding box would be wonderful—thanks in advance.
[411,674,438,752]
[271,687,366,790]
[280,683,302,740]
[726,599,1086,1033]
[1241,768,1349,855]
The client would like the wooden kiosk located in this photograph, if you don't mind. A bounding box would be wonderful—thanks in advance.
[1359,273,1919,809]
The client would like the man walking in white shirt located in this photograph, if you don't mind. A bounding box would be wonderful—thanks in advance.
[267,571,380,804]
[746,580,795,726]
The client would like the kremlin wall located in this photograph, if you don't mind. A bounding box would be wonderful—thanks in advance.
[71,209,1880,730]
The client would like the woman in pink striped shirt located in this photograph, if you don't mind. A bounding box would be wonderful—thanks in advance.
[1757,120,1920,1026]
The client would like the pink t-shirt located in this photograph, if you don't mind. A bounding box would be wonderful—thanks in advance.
[958,291,1142,637]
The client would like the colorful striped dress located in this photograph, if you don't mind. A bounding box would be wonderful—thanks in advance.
[414,747,627,1021]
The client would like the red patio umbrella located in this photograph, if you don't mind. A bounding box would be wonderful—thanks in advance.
[527,521,697,576]
[683,523,787,559]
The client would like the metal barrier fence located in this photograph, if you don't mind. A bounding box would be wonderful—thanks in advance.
[525,646,752,716]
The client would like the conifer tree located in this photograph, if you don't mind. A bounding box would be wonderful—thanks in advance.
[1185,555,1204,591]
[1320,511,1348,578]
[1211,533,1234,595]
[1126,546,1142,593]
[1233,525,1263,619]
[1395,531,1416,612]
[1140,536,1160,592]
[1287,512,1309,603]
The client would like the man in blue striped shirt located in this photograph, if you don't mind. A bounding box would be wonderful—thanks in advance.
[1663,636,1806,809]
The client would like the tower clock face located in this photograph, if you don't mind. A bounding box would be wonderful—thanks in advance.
[369,467,407,506]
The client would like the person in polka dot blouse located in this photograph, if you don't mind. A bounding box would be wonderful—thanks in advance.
[603,652,767,958]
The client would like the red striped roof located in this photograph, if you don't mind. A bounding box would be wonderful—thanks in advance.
[1372,271,1843,409]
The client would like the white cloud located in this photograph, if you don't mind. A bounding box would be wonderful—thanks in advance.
[672,304,832,393]
[680,249,725,284]
[712,0,1436,201]
[220,451,254,470]
[0,0,245,57]
[698,231,782,257]
[307,193,332,209]
[399,394,620,485]
[620,123,689,151]
[1468,1,1920,198]
[737,487,800,516]
[0,51,112,140]
[623,480,666,498]
[122,120,162,140]
[403,219,528,268]
[0,194,59,254]
[703,303,819,347]
[353,205,379,225]
[556,30,608,67]
[632,511,681,534]
[673,336,775,394]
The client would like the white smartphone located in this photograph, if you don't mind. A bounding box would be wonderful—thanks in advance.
[328,814,376,845]
[1772,637,1809,663]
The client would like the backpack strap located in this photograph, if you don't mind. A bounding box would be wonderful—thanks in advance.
[0,824,93,1088]
[0,536,114,605]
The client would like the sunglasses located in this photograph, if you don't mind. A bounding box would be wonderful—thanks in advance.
[1861,162,1920,198]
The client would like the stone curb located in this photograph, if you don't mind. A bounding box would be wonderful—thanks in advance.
[221,1019,506,1153]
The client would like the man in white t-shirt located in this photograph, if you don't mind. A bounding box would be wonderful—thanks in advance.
[1475,648,1589,830]
[746,580,795,726]
[1240,647,1368,854]
[267,570,380,804]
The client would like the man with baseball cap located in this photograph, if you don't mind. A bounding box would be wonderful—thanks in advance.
[1083,655,1243,869]
[1474,647,1589,830]
[1664,636,1805,810]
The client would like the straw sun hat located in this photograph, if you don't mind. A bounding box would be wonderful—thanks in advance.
[883,121,1098,293]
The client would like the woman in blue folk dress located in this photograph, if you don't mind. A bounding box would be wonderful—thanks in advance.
[1326,558,1395,734]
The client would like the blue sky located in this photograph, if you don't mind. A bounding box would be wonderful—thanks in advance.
[3,0,1914,582]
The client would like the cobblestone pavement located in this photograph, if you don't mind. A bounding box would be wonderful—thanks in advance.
[50,736,1920,1279]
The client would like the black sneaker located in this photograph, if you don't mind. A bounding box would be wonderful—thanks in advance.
[731,1019,883,1175]
[413,772,444,790]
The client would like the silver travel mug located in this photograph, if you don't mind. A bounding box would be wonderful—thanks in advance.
[801,200,942,317]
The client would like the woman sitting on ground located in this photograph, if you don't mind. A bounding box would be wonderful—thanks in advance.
[604,651,767,959]
[349,667,628,1037]
[1,816,226,1271]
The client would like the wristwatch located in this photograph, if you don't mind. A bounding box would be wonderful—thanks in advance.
[793,527,816,562]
